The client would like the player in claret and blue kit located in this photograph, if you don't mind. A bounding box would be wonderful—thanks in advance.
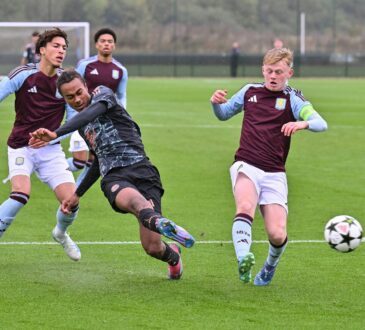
[0,28,81,261]
[29,69,195,280]
[210,47,328,286]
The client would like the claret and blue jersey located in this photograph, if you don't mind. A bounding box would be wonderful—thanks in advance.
[0,63,75,149]
[76,55,128,108]
[212,83,327,172]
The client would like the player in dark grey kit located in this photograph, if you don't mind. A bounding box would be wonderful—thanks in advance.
[67,28,128,183]
[0,28,81,261]
[211,47,328,286]
[30,69,195,280]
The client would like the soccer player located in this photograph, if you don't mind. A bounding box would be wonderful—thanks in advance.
[67,28,128,184]
[29,69,195,280]
[20,31,40,65]
[0,28,81,261]
[210,48,328,286]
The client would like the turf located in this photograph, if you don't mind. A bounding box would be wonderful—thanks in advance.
[0,78,364,329]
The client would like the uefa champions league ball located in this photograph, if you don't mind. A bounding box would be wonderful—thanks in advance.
[324,215,363,252]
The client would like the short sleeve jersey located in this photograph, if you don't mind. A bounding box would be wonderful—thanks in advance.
[232,83,311,172]
[0,64,66,148]
[76,56,127,108]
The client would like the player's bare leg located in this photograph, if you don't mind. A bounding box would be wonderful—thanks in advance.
[254,204,288,286]
[115,188,195,248]
[139,224,183,279]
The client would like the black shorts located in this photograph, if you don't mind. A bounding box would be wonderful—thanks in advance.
[101,160,164,214]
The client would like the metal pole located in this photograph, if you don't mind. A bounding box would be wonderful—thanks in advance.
[48,0,52,21]
[332,0,337,52]
[300,12,305,56]
[173,0,177,77]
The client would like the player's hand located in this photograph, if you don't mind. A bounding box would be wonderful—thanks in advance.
[61,194,80,215]
[28,137,49,148]
[210,89,228,104]
[28,128,57,148]
[281,121,309,136]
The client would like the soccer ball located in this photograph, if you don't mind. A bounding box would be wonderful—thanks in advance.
[324,215,363,252]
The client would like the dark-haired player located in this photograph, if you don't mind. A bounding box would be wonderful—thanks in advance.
[0,28,81,261]
[67,28,128,185]
[211,47,328,285]
[30,69,195,280]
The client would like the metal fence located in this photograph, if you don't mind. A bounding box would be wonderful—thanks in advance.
[1,53,364,78]
[119,54,365,78]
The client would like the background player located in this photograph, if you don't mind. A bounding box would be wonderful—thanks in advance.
[210,47,328,285]
[30,69,195,279]
[20,31,40,65]
[0,28,81,261]
[67,28,128,184]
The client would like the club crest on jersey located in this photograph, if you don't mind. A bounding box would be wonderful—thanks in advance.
[112,70,119,79]
[275,98,287,110]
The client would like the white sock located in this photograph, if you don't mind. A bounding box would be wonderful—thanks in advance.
[266,237,288,267]
[0,193,29,238]
[67,157,86,172]
[56,205,79,233]
[232,213,253,261]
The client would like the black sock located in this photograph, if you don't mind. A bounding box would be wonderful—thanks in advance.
[138,208,161,233]
[160,242,179,266]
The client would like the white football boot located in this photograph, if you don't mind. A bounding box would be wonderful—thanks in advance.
[52,226,81,261]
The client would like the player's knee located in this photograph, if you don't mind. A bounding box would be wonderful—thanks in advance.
[236,201,255,214]
[268,229,287,246]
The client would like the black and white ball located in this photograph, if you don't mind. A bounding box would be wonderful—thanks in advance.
[324,215,363,252]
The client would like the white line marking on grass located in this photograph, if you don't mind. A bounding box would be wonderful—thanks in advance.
[0,239,345,246]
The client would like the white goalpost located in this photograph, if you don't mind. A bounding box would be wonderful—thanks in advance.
[0,22,90,75]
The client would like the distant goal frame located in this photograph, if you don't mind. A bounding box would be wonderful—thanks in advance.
[0,21,90,58]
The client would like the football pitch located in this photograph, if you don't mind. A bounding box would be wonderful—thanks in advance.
[0,78,364,329]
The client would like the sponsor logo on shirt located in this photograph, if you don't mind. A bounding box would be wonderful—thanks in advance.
[27,86,37,93]
[275,98,287,110]
[112,70,119,79]
[248,95,257,103]
[90,68,99,75]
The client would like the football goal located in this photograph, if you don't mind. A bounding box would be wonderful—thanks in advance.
[0,22,90,75]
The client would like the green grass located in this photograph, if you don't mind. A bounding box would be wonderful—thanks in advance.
[0,78,364,329]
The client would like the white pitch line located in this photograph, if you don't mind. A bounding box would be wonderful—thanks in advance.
[0,239,336,246]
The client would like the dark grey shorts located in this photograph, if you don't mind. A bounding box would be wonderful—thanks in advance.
[101,160,164,214]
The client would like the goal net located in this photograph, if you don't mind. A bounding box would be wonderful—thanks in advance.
[0,22,90,76]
